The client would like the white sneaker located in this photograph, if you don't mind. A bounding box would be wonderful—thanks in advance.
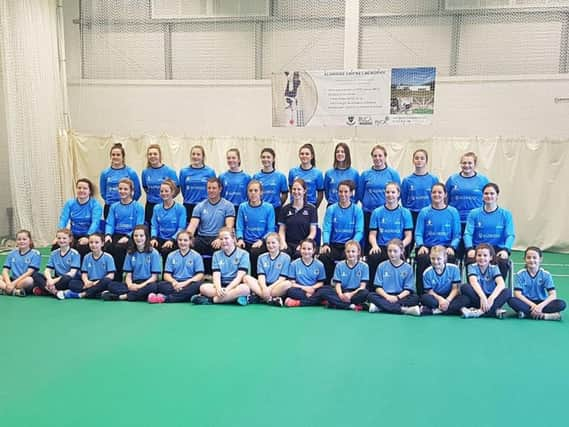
[402,305,421,316]
[543,312,562,321]
[56,290,65,300]
[368,303,380,313]
[495,309,507,319]
[432,308,443,315]
[518,311,526,319]
[461,307,483,319]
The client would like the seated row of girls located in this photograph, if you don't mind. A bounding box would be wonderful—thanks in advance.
[6,228,565,322]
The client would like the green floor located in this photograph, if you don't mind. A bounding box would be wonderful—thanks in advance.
[1,250,568,427]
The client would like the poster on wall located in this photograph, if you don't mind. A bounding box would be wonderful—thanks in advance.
[272,67,436,127]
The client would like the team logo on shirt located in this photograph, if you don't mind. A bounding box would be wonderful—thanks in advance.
[356,271,362,278]
[186,260,194,266]
[276,262,283,269]
[313,268,320,275]
[400,271,408,279]
[302,210,309,216]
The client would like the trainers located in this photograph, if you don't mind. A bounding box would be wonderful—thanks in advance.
[495,308,507,319]
[190,295,212,305]
[518,311,526,319]
[284,297,300,307]
[402,305,421,316]
[32,287,45,296]
[101,291,119,301]
[368,302,380,313]
[350,304,363,312]
[543,312,562,321]
[56,290,65,300]
[432,308,443,315]
[267,296,283,307]
[236,296,249,306]
[461,307,483,319]
[246,294,260,304]
[13,289,26,297]
[147,293,165,304]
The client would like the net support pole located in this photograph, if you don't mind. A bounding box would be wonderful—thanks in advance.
[343,0,359,70]
[56,0,71,130]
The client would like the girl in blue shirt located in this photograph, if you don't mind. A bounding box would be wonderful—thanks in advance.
[220,148,251,216]
[150,179,187,263]
[414,183,461,294]
[141,144,179,224]
[401,149,438,250]
[508,247,566,320]
[33,229,80,297]
[324,142,359,206]
[367,182,413,287]
[420,245,468,316]
[367,238,420,316]
[148,231,204,304]
[358,144,401,239]
[244,232,292,306]
[236,180,275,276]
[0,230,41,297]
[103,225,162,302]
[179,145,216,221]
[56,178,102,258]
[322,240,370,311]
[193,227,251,305]
[288,143,324,208]
[445,151,489,259]
[57,233,117,300]
[464,182,515,279]
[99,142,141,219]
[460,243,509,319]
[284,238,327,307]
[252,147,288,225]
[104,178,145,280]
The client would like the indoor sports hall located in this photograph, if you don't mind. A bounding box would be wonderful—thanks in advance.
[1,1,569,426]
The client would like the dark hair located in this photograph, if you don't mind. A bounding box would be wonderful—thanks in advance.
[337,179,355,192]
[128,225,152,254]
[207,176,222,189]
[261,147,276,169]
[385,181,401,194]
[227,148,241,167]
[413,148,428,162]
[483,182,500,195]
[247,179,263,193]
[76,178,96,197]
[291,178,308,204]
[299,238,316,251]
[333,143,352,169]
[475,243,496,263]
[88,232,105,243]
[110,143,125,160]
[299,143,316,167]
[16,229,34,249]
[524,246,543,258]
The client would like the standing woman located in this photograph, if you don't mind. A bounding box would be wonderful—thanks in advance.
[179,145,216,221]
[414,183,461,295]
[288,143,324,208]
[252,147,288,224]
[358,144,401,239]
[401,149,438,248]
[141,144,178,225]
[236,180,275,277]
[150,178,187,262]
[367,182,413,287]
[219,148,251,216]
[323,142,359,206]
[99,142,141,219]
[104,178,145,281]
[445,151,489,258]
[463,183,515,278]
[278,178,318,258]
[57,178,103,258]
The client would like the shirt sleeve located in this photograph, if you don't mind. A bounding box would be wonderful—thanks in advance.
[88,200,103,235]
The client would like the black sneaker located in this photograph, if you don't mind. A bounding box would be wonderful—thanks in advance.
[267,297,284,307]
[247,294,261,304]
[101,291,119,301]
[191,295,212,305]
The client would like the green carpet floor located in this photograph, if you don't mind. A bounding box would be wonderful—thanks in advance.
[1,250,568,427]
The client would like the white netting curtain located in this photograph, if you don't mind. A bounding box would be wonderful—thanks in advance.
[0,0,65,246]
[64,132,569,253]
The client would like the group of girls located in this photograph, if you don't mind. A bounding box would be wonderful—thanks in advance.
[1,227,565,322]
